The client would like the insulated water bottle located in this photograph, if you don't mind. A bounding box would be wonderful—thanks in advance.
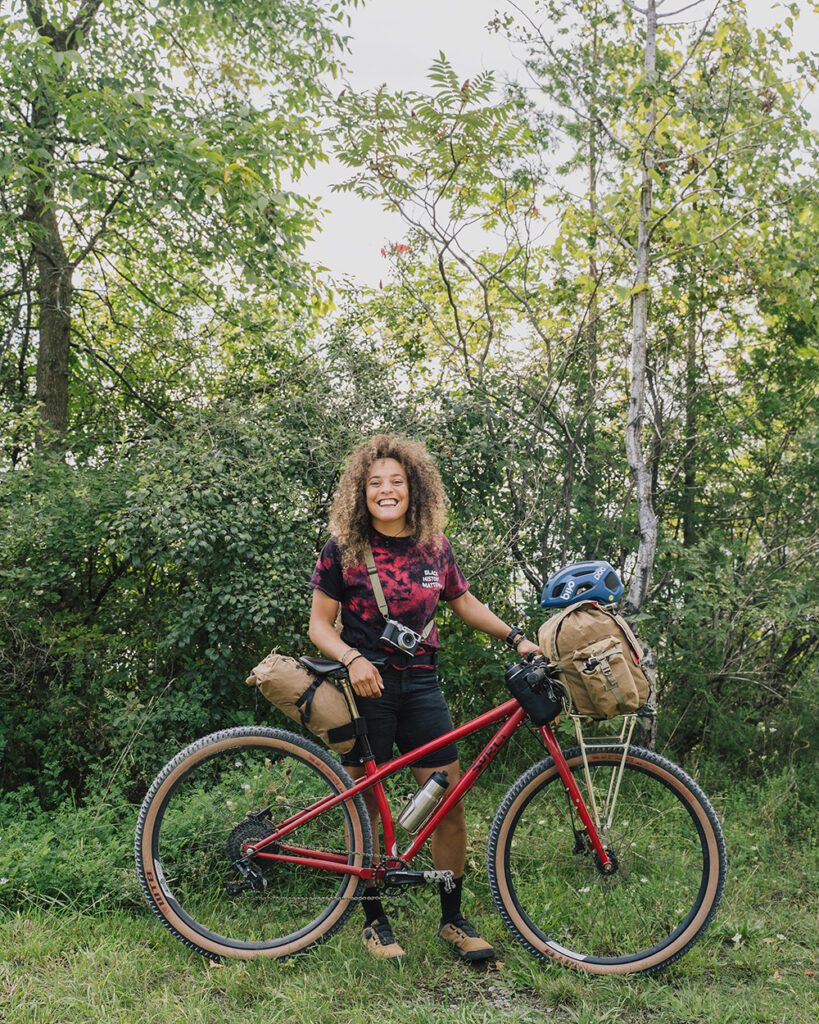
[396,771,450,834]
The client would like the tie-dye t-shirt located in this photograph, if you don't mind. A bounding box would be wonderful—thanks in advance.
[309,529,469,662]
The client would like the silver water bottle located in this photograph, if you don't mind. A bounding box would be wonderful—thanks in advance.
[397,771,450,834]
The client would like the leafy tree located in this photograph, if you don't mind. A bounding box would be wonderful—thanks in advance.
[0,0,347,450]
[332,0,818,752]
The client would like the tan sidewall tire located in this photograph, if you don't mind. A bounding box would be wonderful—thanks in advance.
[487,747,726,975]
[135,727,371,960]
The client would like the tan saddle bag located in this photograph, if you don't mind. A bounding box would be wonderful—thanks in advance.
[537,601,651,719]
[245,652,357,754]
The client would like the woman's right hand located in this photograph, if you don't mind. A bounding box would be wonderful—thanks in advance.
[347,656,384,698]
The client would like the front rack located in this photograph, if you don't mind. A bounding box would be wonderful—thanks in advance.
[569,713,637,837]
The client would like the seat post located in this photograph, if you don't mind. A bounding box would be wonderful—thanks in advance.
[338,674,376,763]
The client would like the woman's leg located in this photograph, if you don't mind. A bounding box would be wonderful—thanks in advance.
[347,763,383,859]
[344,762,405,959]
[411,758,494,963]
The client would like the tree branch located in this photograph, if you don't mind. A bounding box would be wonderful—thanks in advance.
[70,166,138,266]
[24,0,56,36]
[69,338,173,425]
[658,1,709,18]
[62,0,104,49]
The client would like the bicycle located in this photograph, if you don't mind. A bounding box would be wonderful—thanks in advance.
[135,656,726,975]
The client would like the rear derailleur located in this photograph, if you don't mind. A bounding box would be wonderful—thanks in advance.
[225,813,277,895]
[226,858,268,896]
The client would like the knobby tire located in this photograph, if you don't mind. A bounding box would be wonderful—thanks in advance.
[487,745,726,975]
[135,727,373,960]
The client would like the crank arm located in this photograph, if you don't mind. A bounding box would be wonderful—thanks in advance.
[383,868,455,891]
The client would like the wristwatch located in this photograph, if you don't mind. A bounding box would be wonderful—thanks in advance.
[505,626,526,650]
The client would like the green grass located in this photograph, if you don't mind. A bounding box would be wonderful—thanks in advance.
[1,767,817,1024]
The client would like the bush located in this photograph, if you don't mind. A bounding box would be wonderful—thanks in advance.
[0,787,143,911]
[0,406,341,806]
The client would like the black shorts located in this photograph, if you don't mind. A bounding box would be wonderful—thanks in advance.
[341,665,458,768]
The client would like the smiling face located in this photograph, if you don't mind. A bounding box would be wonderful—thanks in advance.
[366,457,410,535]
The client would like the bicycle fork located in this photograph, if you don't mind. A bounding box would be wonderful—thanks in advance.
[538,722,616,873]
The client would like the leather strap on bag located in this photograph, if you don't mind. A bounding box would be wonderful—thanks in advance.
[364,543,435,641]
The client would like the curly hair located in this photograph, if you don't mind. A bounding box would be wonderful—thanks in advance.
[328,434,448,568]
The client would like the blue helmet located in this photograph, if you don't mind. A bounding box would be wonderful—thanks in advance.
[540,560,624,609]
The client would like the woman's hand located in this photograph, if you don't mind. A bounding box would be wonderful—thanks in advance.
[348,656,384,698]
[517,639,541,659]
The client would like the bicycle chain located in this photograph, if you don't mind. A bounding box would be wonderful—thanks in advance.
[256,891,404,902]
[236,848,412,903]
[230,812,415,903]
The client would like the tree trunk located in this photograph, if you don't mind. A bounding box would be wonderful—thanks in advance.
[622,0,660,749]
[21,0,104,446]
[583,11,600,520]
[623,0,659,615]
[25,193,73,441]
[682,280,698,547]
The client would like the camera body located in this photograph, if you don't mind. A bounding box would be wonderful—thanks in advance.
[380,618,424,656]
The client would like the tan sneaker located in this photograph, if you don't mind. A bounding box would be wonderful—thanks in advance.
[438,915,495,963]
[361,917,406,961]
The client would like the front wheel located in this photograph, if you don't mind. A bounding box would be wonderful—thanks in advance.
[135,727,372,960]
[487,745,726,974]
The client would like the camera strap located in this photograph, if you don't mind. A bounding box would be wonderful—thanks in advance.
[364,544,435,640]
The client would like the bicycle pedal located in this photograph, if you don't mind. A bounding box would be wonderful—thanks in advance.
[423,870,455,891]
[382,868,454,889]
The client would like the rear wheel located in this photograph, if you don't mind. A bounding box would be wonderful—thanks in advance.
[135,727,372,960]
[487,746,726,974]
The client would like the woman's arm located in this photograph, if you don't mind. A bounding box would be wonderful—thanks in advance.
[446,591,540,657]
[308,589,384,697]
[308,589,354,663]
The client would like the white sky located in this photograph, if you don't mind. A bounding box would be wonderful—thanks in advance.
[300,0,819,286]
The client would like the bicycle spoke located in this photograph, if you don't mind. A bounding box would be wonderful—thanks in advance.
[489,748,725,969]
[143,736,367,948]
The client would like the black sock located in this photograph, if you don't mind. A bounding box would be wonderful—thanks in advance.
[439,875,464,924]
[362,887,387,925]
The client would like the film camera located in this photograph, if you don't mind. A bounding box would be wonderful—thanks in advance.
[380,618,425,656]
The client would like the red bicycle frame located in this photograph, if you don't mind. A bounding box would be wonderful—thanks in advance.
[247,697,611,876]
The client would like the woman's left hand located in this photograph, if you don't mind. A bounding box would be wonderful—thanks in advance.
[517,639,541,659]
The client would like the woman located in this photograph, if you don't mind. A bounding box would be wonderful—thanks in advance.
[308,434,539,963]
